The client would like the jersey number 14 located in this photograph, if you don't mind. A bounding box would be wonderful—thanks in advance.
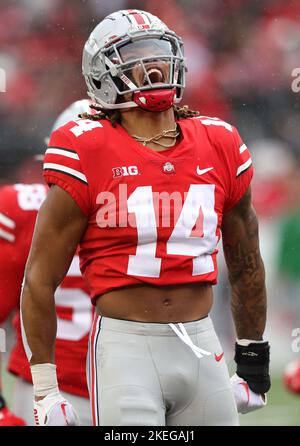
[127,184,218,278]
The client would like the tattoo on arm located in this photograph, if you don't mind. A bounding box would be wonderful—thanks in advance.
[222,188,267,340]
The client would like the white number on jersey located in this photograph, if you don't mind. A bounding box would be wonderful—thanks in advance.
[14,184,47,211]
[55,256,92,341]
[127,185,218,278]
[197,116,233,132]
[167,184,218,275]
[69,119,103,137]
[127,186,161,278]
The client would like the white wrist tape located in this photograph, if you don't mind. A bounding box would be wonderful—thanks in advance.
[237,339,265,346]
[30,363,59,397]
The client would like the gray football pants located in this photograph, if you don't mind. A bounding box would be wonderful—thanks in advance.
[87,315,239,426]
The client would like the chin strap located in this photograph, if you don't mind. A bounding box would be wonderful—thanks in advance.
[133,88,177,112]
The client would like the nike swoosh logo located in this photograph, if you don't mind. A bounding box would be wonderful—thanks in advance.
[60,403,69,426]
[214,352,224,362]
[197,166,214,175]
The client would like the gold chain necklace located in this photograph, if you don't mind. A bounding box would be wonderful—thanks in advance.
[131,124,179,148]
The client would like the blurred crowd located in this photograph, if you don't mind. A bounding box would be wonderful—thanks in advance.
[1,1,300,156]
[1,0,300,366]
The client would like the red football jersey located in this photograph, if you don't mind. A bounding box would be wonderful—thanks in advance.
[0,184,92,398]
[43,116,253,304]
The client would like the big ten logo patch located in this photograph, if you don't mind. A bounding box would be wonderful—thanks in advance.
[112,166,139,178]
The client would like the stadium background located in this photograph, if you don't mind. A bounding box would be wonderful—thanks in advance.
[1,0,300,426]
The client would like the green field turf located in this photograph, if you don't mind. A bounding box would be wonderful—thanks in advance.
[240,375,300,426]
[2,366,14,406]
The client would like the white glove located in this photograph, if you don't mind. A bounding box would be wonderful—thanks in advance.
[31,363,79,426]
[34,391,79,426]
[231,373,267,414]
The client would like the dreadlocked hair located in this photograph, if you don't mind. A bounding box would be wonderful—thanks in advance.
[79,103,200,127]
[80,104,121,127]
[174,105,200,120]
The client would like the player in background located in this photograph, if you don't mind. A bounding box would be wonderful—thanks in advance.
[0,100,94,425]
[0,360,26,425]
[283,360,300,395]
[22,10,270,425]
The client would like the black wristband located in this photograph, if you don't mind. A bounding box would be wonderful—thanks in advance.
[0,394,6,410]
[234,341,271,394]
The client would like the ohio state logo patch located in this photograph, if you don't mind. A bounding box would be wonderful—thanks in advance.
[162,161,175,174]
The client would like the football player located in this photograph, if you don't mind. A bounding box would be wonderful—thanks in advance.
[21,10,270,425]
[0,100,94,425]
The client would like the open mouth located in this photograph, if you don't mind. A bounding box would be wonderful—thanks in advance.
[142,68,165,86]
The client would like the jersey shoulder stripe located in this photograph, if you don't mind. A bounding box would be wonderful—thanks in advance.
[236,158,252,177]
[46,147,80,160]
[239,143,247,154]
[44,163,88,184]
[236,143,252,176]
[44,129,90,215]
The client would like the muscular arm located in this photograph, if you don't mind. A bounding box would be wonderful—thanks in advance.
[21,186,87,365]
[222,187,267,340]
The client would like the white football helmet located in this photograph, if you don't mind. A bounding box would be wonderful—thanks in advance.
[51,99,93,132]
[42,99,93,147]
[82,9,186,111]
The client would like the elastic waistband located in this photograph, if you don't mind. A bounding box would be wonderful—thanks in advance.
[99,315,213,336]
